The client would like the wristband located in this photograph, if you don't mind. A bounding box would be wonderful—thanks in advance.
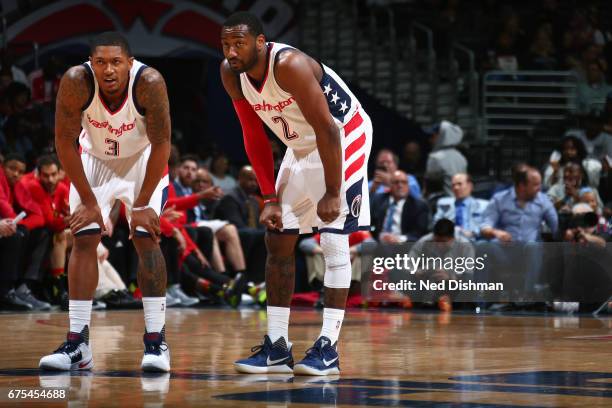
[132,205,151,212]
[263,198,279,205]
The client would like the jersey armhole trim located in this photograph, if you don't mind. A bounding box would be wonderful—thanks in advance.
[132,64,148,116]
[81,63,95,111]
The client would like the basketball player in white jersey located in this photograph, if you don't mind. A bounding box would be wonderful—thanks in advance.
[39,32,171,372]
[221,12,372,375]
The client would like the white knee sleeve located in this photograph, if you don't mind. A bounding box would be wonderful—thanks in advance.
[321,233,352,289]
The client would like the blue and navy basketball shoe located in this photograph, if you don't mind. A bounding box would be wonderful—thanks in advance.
[234,335,294,374]
[293,336,340,376]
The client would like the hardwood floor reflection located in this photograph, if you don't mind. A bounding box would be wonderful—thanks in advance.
[0,308,609,407]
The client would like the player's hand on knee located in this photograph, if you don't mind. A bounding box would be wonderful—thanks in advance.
[317,192,341,223]
[130,207,161,242]
[67,204,107,236]
[260,203,283,231]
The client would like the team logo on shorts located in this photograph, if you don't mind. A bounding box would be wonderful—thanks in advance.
[350,194,362,217]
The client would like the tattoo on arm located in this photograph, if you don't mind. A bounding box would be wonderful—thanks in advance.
[265,254,295,307]
[138,248,167,297]
[135,68,171,145]
[55,66,91,144]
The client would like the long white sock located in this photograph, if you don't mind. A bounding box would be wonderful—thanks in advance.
[142,297,166,333]
[267,306,290,345]
[69,300,92,333]
[320,307,345,345]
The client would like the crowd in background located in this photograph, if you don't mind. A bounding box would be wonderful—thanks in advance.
[0,0,611,314]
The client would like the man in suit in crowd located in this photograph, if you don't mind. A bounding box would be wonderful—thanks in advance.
[371,170,430,242]
[433,173,489,241]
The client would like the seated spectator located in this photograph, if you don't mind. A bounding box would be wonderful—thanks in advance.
[407,219,476,311]
[543,134,589,188]
[1,153,49,309]
[434,173,489,241]
[369,148,421,199]
[190,166,250,280]
[210,153,237,193]
[172,155,225,272]
[481,165,558,242]
[0,163,29,310]
[525,23,558,70]
[215,165,263,230]
[214,165,266,283]
[424,120,468,195]
[575,115,612,159]
[576,60,612,115]
[548,162,603,211]
[371,170,430,242]
[24,155,70,283]
[484,12,525,75]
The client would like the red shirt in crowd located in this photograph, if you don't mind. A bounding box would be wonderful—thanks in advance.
[24,176,70,232]
[0,167,45,230]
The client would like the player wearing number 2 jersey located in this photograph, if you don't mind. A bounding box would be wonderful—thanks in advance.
[39,32,172,372]
[221,12,372,376]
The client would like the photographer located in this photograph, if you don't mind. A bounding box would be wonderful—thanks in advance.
[563,203,608,247]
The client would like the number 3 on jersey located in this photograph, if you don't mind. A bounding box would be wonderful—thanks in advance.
[272,116,299,141]
[104,138,119,156]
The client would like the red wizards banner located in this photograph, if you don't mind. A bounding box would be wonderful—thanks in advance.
[3,0,297,58]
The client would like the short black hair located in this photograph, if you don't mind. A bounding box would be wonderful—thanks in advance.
[180,154,200,165]
[511,163,528,185]
[3,152,25,165]
[37,154,59,171]
[90,31,132,56]
[223,11,264,37]
[433,218,455,238]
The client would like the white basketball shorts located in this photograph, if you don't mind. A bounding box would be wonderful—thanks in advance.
[69,144,169,235]
[275,108,372,234]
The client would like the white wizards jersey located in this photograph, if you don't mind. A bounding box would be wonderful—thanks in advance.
[80,60,149,160]
[240,42,362,156]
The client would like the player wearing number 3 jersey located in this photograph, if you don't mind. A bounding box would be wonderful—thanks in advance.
[39,32,172,373]
[221,12,372,376]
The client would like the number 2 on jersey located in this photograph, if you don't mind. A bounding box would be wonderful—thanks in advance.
[104,138,119,156]
[272,116,299,141]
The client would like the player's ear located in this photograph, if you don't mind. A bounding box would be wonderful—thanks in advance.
[256,34,266,50]
[128,56,134,69]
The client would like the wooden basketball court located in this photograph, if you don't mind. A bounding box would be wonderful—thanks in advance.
[0,308,610,407]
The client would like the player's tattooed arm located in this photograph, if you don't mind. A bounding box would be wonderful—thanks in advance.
[275,51,342,197]
[134,68,171,208]
[55,66,97,206]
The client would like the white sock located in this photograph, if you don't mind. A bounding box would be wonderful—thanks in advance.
[267,306,290,345]
[69,300,92,333]
[320,307,345,345]
[142,297,166,333]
